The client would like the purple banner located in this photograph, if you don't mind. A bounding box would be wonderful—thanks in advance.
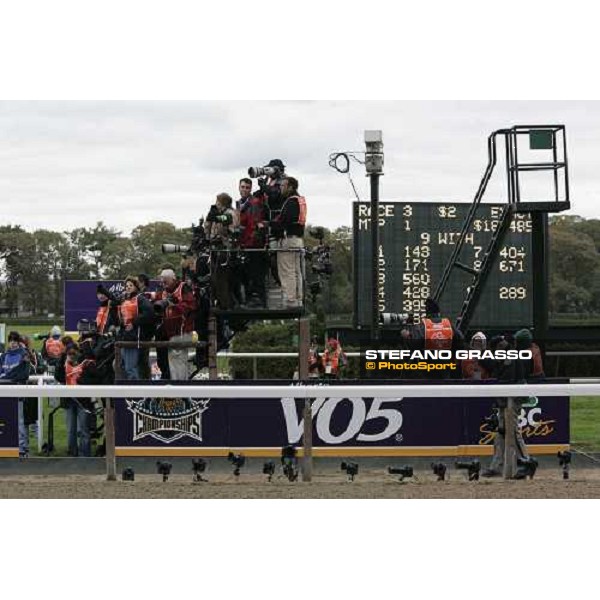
[0,396,19,456]
[114,386,569,455]
[64,280,159,331]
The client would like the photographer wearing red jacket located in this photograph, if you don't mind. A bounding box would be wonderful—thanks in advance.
[154,269,197,380]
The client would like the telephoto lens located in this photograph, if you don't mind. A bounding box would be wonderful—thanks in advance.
[431,462,447,481]
[156,461,172,482]
[228,452,246,477]
[387,466,414,482]
[122,467,135,482]
[192,458,207,482]
[558,450,572,480]
[340,461,359,482]
[262,461,276,482]
[455,460,481,481]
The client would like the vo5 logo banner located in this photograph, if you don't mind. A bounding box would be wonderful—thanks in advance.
[280,397,404,445]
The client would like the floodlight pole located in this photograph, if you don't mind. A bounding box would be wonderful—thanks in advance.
[365,131,384,341]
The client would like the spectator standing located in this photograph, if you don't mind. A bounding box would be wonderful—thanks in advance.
[272,176,306,308]
[0,331,31,457]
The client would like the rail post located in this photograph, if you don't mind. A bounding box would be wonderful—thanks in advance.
[502,397,517,479]
[299,317,312,481]
[105,398,117,481]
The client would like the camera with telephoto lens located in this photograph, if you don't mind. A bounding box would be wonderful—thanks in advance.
[558,450,572,480]
[192,458,207,482]
[341,461,359,481]
[228,452,246,477]
[248,165,282,180]
[263,460,276,482]
[388,466,414,481]
[379,313,412,327]
[281,445,299,482]
[162,219,209,257]
[156,461,172,482]
[431,462,447,481]
[456,460,480,481]
[515,456,538,480]
[122,467,135,481]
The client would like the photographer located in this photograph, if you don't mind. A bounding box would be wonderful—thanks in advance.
[0,331,31,457]
[117,276,154,380]
[154,269,197,380]
[204,192,240,309]
[271,176,306,308]
[240,189,269,308]
[41,325,65,370]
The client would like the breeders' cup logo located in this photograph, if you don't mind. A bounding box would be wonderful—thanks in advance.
[126,397,210,443]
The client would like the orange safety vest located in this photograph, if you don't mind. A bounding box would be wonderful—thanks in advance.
[422,318,453,351]
[322,348,341,375]
[45,338,65,359]
[119,296,139,328]
[296,196,307,226]
[96,305,109,334]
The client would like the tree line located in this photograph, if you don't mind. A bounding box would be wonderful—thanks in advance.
[1,215,598,319]
[0,221,354,318]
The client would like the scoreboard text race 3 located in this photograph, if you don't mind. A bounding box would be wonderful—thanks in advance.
[353,202,533,329]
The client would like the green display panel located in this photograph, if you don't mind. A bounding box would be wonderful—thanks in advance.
[353,202,533,329]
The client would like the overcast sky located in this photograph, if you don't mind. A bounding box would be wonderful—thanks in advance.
[1,101,599,235]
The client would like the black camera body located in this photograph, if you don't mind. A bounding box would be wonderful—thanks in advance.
[431,462,447,481]
[456,460,481,481]
[558,450,571,480]
[388,465,414,481]
[263,460,276,481]
[341,461,359,481]
[281,445,299,482]
[515,456,538,480]
[192,458,207,482]
[228,452,246,477]
[122,467,135,482]
[156,461,172,482]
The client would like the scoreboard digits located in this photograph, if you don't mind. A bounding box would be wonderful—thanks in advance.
[353,202,533,329]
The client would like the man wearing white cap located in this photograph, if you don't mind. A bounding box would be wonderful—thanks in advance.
[154,269,197,380]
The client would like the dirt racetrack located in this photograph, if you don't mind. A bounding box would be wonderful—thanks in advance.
[1,469,600,498]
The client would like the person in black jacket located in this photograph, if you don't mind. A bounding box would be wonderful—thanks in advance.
[272,176,306,308]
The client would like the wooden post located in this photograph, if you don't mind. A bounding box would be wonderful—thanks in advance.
[208,316,218,380]
[299,317,312,482]
[503,398,517,479]
[105,398,117,481]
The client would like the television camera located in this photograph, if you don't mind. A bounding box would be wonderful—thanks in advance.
[305,227,333,302]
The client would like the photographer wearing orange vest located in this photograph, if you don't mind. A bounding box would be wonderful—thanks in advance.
[118,276,154,380]
[42,325,65,369]
[272,176,306,309]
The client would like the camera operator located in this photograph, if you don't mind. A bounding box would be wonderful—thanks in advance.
[240,189,269,308]
[117,276,154,380]
[482,331,539,479]
[248,159,287,285]
[154,268,197,380]
[270,176,306,309]
[204,192,240,309]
